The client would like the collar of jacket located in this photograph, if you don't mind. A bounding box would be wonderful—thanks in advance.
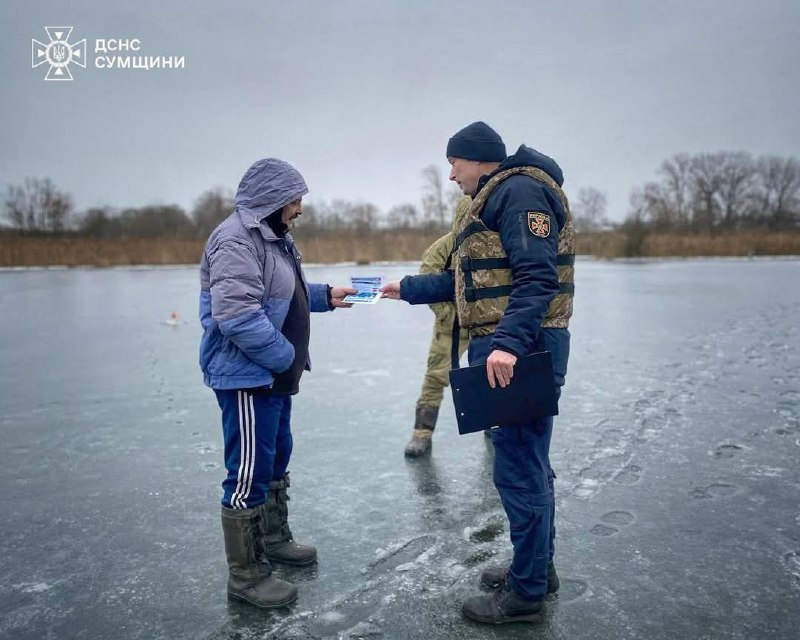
[236,206,284,243]
[475,144,563,194]
[476,162,516,195]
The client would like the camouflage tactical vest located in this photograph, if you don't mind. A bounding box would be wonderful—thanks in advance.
[452,166,575,337]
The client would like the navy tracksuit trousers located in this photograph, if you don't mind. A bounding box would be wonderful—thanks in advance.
[470,328,569,601]
[214,389,293,509]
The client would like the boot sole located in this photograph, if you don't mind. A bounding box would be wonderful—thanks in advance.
[266,554,318,567]
[228,590,298,609]
[462,605,543,624]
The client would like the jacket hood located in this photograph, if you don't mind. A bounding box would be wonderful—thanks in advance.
[235,158,309,224]
[498,144,564,186]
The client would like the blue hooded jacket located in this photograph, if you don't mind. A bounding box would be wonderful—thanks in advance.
[400,145,567,359]
[199,158,331,390]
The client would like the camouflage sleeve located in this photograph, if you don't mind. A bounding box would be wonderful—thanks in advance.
[419,233,454,275]
[450,196,473,233]
[420,196,471,276]
[409,196,470,314]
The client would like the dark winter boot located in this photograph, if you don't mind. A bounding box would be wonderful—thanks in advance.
[221,505,298,609]
[462,583,544,625]
[404,405,439,457]
[480,561,560,594]
[260,474,318,567]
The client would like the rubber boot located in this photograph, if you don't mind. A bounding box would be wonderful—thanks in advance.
[462,583,544,625]
[479,561,560,594]
[221,505,297,609]
[404,405,439,457]
[261,474,318,567]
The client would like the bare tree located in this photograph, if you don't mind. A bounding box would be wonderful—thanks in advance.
[341,201,379,237]
[421,164,448,229]
[621,189,650,257]
[658,153,693,227]
[572,186,608,232]
[754,156,800,230]
[320,200,348,230]
[716,152,754,230]
[626,151,799,234]
[690,153,726,232]
[387,203,419,229]
[641,182,675,230]
[118,205,193,238]
[79,206,118,238]
[296,203,321,236]
[4,177,73,233]
[192,187,234,238]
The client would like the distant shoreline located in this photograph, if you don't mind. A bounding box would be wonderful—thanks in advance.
[1,231,799,267]
[3,256,800,274]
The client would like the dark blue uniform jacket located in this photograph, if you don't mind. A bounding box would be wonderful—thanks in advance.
[400,145,567,358]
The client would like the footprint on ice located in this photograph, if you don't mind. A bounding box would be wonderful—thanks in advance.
[554,578,589,603]
[689,483,738,499]
[596,428,624,448]
[368,535,436,574]
[706,483,738,497]
[307,593,384,637]
[589,524,617,537]
[193,443,216,455]
[614,464,642,485]
[713,444,743,459]
[341,621,383,639]
[600,511,635,526]
[590,510,634,536]
[779,389,800,402]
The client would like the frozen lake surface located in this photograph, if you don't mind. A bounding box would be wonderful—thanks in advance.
[1,259,799,640]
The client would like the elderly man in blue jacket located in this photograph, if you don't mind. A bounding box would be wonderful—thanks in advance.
[382,122,574,624]
[199,158,355,609]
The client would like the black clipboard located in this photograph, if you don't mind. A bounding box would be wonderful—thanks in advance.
[448,351,559,435]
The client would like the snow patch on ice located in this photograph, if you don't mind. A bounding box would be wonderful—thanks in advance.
[318,610,346,623]
[751,466,785,477]
[18,582,52,593]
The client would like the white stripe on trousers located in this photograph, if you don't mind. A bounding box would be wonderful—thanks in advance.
[231,390,255,509]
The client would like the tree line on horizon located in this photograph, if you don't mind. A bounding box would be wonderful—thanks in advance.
[2,152,799,242]
[0,165,463,240]
[624,152,800,233]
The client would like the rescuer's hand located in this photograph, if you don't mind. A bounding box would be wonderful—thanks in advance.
[487,349,518,389]
[379,280,402,300]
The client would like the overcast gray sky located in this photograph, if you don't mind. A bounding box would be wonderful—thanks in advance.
[1,0,798,221]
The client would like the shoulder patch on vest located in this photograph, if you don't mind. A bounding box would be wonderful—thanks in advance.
[527,211,551,238]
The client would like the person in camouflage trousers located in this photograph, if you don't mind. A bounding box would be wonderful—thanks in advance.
[404,197,471,457]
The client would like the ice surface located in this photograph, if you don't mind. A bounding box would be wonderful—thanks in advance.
[1,259,799,639]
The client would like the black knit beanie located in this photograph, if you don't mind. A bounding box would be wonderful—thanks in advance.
[446,121,506,162]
